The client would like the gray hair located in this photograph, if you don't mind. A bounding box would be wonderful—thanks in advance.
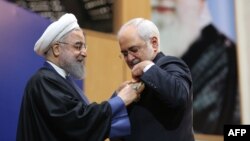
[117,18,160,50]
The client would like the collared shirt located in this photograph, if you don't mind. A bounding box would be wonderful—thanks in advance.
[143,63,155,72]
[46,61,67,78]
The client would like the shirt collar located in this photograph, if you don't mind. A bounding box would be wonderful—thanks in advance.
[46,61,67,79]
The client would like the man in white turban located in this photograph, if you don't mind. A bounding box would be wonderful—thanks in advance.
[16,13,143,141]
[34,13,80,57]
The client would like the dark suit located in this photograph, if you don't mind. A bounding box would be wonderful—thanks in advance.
[123,52,194,141]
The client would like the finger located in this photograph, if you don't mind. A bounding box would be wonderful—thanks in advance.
[130,82,145,94]
[131,79,139,83]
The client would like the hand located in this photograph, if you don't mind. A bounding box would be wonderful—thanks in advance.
[115,80,131,93]
[129,81,145,94]
[129,81,145,102]
[131,60,153,81]
[117,82,145,106]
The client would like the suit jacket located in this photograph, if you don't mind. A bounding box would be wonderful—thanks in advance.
[122,52,194,141]
[16,62,112,141]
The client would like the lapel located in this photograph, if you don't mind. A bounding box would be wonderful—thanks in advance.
[43,62,89,104]
[153,52,165,65]
[66,76,89,104]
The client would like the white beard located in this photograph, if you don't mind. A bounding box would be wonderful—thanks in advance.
[152,3,203,57]
[159,20,200,57]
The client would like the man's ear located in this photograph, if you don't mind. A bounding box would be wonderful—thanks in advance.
[151,36,159,52]
[51,43,60,57]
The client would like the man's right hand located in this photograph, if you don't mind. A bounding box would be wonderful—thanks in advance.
[117,82,144,106]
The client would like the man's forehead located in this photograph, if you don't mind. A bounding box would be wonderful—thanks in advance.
[67,30,85,39]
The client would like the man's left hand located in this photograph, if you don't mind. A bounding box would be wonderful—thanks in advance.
[132,60,153,80]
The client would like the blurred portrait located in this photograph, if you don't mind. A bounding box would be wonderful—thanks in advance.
[151,0,240,135]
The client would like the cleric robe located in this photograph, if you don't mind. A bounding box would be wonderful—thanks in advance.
[16,64,113,141]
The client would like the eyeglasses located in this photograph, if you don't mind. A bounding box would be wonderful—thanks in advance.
[121,46,141,57]
[57,41,87,51]
[120,40,150,58]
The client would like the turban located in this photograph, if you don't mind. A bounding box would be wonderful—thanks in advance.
[34,13,80,56]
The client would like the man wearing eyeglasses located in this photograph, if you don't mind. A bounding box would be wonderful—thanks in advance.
[16,13,143,141]
[112,18,194,141]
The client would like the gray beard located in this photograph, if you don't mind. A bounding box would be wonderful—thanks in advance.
[60,54,85,80]
[66,63,85,80]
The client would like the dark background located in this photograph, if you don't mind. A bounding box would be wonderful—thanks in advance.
[12,0,114,33]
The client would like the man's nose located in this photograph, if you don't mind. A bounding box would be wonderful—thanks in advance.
[80,49,87,57]
[127,53,135,61]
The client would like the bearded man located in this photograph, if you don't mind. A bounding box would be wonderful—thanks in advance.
[16,13,142,141]
[152,0,240,134]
